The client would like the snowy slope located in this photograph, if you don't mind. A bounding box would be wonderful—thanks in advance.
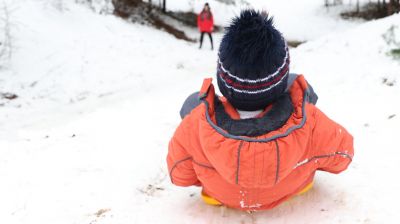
[167,0,362,41]
[1,0,400,223]
[0,1,216,223]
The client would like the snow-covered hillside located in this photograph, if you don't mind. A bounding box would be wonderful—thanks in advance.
[0,0,400,223]
[167,0,362,41]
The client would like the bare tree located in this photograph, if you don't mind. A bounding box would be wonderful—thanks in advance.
[334,0,343,5]
[148,0,152,11]
[0,2,12,68]
[356,0,360,13]
[162,0,166,13]
[75,0,114,13]
[324,0,343,10]
[388,0,400,14]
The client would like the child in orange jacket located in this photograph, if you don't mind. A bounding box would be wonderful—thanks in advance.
[167,10,354,211]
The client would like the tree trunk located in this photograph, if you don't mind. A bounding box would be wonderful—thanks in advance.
[148,0,152,13]
[383,0,387,15]
[356,0,360,13]
[388,0,394,15]
[162,0,166,13]
[387,0,400,15]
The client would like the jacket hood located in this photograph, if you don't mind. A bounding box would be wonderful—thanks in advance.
[197,75,311,188]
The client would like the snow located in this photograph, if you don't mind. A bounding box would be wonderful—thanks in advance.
[167,0,362,41]
[0,0,400,223]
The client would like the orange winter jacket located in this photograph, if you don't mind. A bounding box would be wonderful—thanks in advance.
[167,75,354,211]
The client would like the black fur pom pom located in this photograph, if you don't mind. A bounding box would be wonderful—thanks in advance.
[219,9,286,78]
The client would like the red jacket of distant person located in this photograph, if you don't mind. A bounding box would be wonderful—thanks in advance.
[197,10,214,33]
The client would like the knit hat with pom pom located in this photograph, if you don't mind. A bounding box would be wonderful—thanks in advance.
[217,10,290,111]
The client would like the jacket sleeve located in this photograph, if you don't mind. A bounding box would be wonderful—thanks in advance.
[180,92,201,119]
[311,107,354,174]
[167,120,200,187]
[306,80,318,105]
[287,74,318,105]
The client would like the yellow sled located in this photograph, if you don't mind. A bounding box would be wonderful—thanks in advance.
[201,181,314,206]
[297,181,314,196]
[201,191,222,206]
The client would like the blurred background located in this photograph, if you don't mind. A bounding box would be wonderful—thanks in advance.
[0,0,399,224]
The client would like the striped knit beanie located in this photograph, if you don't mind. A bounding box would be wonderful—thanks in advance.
[217,10,290,111]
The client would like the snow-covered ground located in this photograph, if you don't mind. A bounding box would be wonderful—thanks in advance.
[167,0,362,41]
[0,0,400,223]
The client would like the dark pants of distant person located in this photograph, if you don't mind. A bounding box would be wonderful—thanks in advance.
[199,32,213,50]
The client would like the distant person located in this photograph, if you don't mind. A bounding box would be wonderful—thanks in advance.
[197,3,214,50]
[167,10,354,211]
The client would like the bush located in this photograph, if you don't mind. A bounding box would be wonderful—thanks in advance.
[76,0,114,14]
[0,2,12,69]
[382,25,400,60]
[390,49,400,59]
